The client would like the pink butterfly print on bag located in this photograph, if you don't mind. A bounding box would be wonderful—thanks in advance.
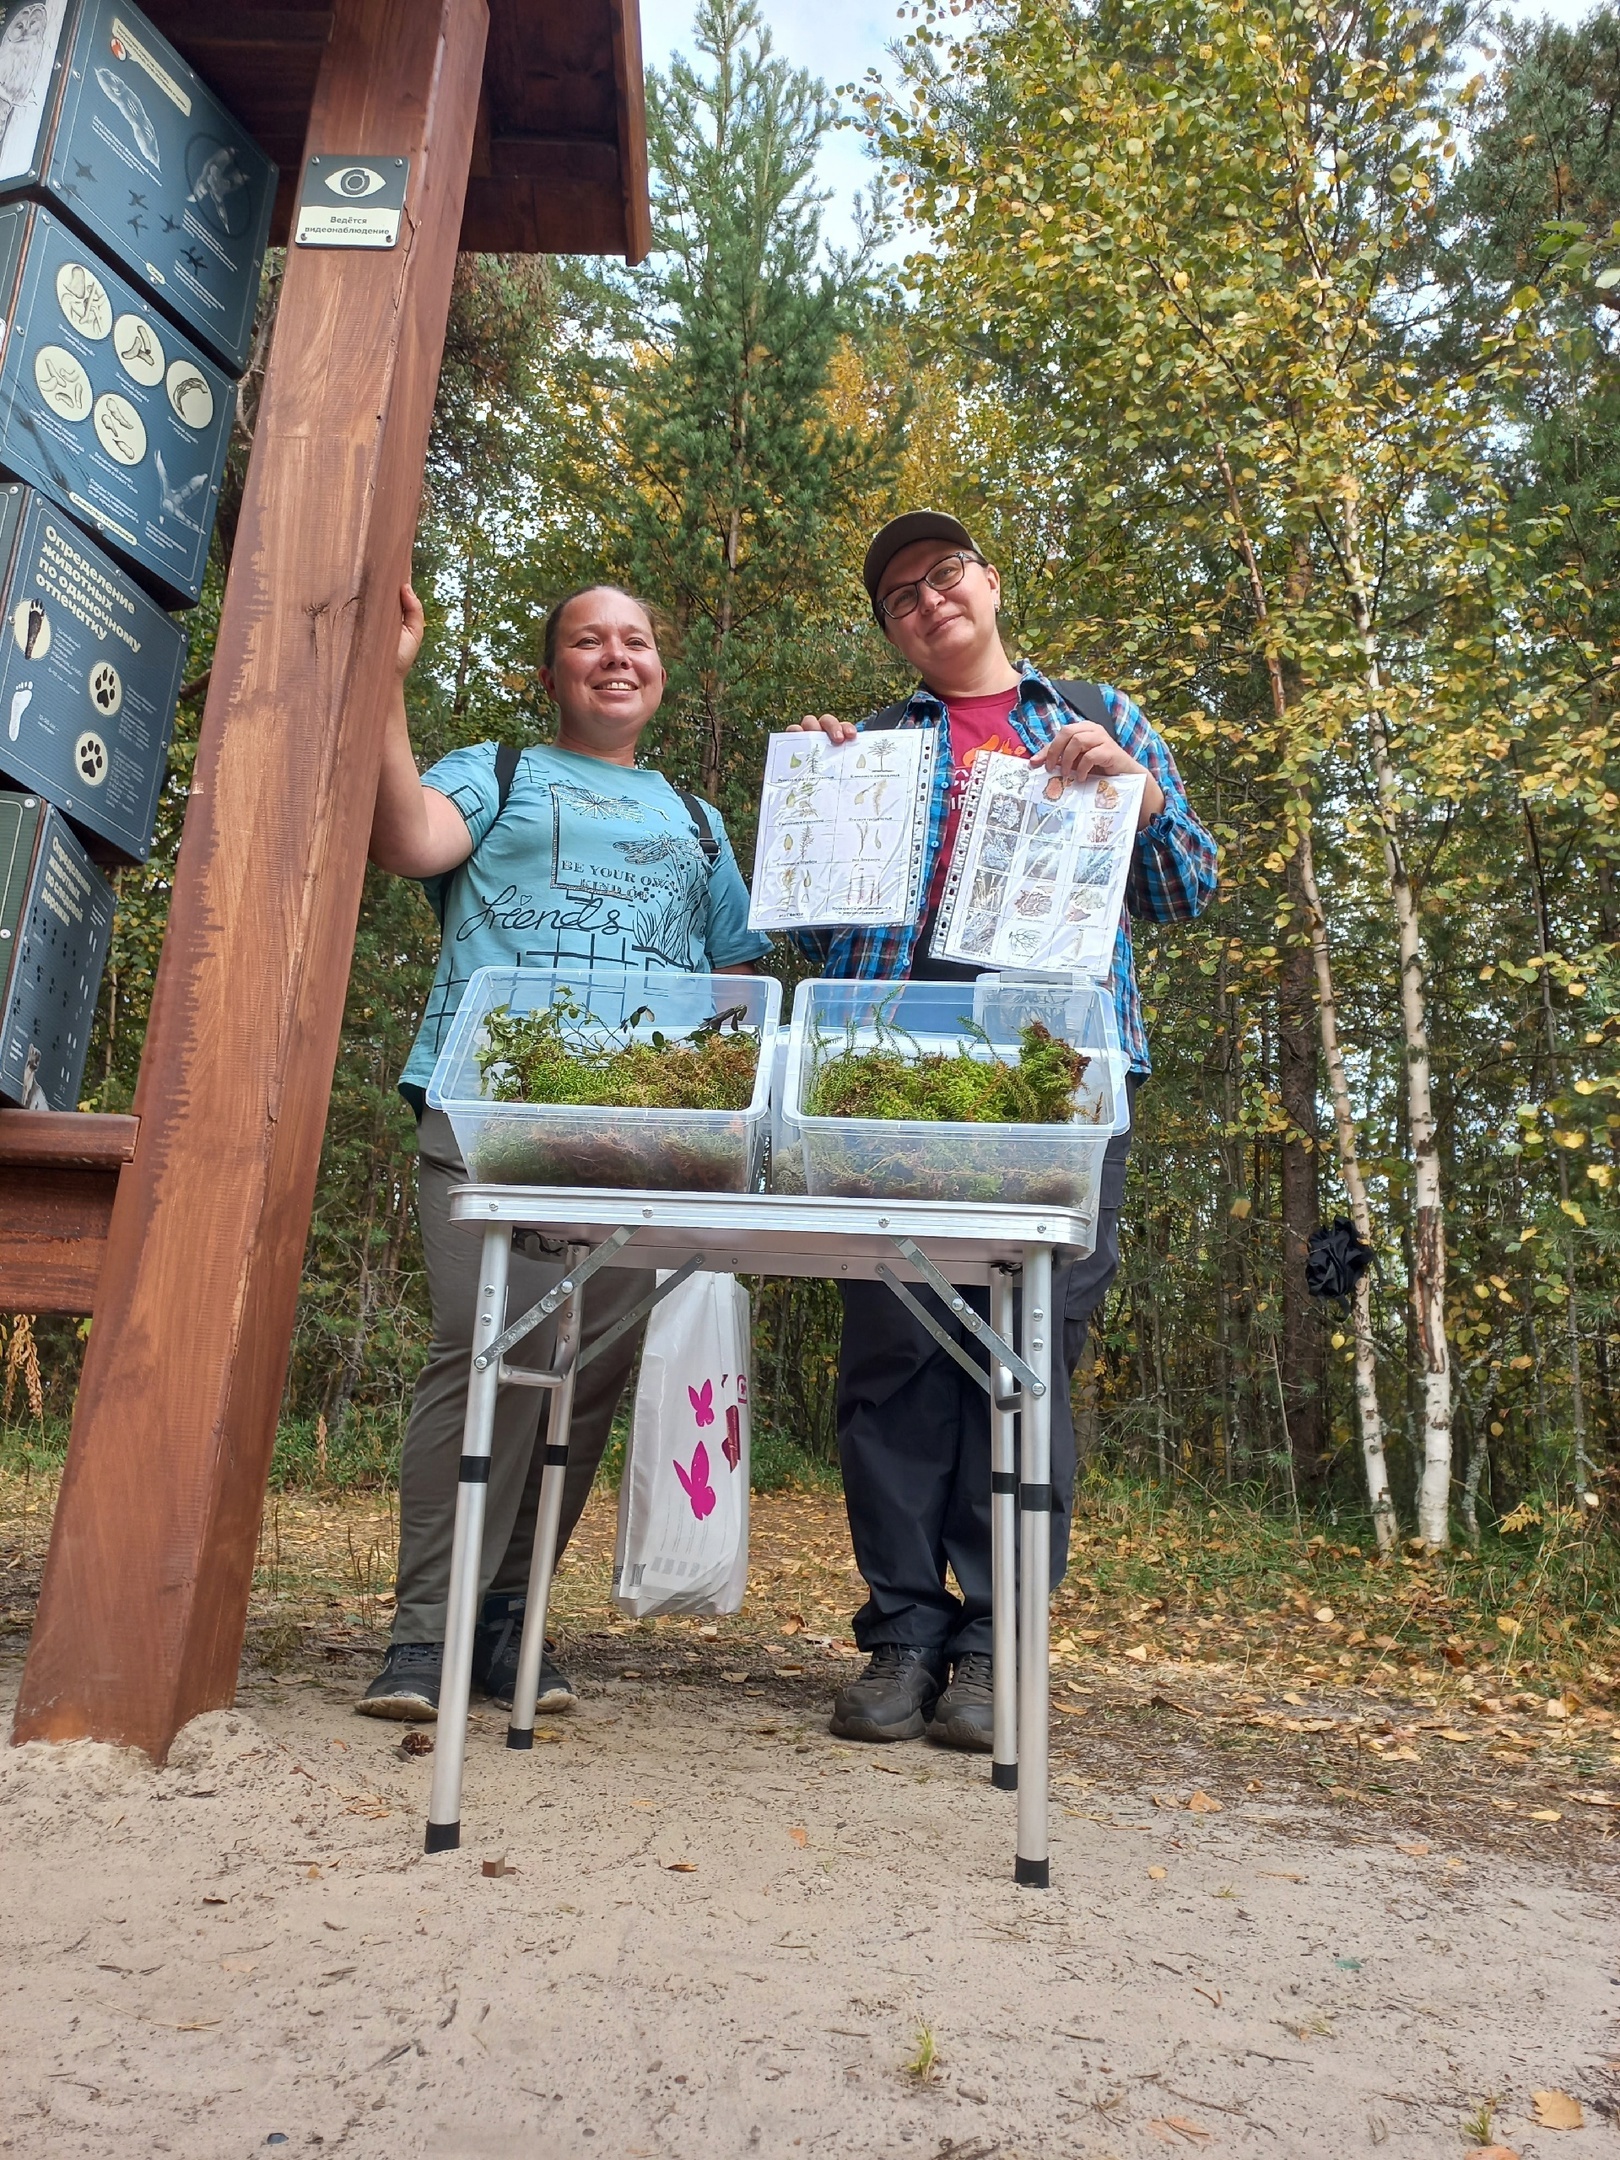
[674,1441,717,1521]
[688,1378,716,1427]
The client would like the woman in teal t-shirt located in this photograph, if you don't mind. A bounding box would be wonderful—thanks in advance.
[359,582,771,1724]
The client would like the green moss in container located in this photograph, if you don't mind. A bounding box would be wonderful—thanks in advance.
[466,991,762,1191]
[805,1017,1088,1125]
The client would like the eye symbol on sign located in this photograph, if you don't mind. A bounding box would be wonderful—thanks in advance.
[88,662,122,717]
[324,164,386,198]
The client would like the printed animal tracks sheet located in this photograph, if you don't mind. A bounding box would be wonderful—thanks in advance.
[748,729,937,930]
[932,754,1146,975]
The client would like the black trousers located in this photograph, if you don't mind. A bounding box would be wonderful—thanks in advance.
[836,1083,1138,1659]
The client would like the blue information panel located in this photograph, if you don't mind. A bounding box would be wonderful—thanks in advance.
[0,482,184,861]
[0,0,275,376]
[0,788,113,1108]
[0,200,234,606]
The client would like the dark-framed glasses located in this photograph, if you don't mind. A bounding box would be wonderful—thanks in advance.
[877,549,985,623]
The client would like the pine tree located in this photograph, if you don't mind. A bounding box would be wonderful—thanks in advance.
[607,0,900,816]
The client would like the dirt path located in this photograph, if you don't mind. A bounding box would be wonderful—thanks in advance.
[2,1487,1618,2158]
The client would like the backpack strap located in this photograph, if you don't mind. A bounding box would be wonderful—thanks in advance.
[493,739,522,813]
[861,699,913,732]
[1050,679,1118,741]
[677,788,722,868]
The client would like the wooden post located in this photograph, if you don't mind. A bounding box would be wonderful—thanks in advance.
[13,0,488,1759]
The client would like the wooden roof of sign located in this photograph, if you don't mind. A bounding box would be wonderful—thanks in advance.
[144,0,652,261]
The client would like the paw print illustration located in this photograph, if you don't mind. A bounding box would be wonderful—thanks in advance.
[74,730,108,786]
[88,661,122,716]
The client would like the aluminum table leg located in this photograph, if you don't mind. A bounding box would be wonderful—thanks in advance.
[506,1247,586,1749]
[426,1222,511,1853]
[989,1265,1018,1792]
[1015,1243,1053,1888]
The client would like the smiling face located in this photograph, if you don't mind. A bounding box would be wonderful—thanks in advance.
[540,588,667,764]
[876,539,1006,694]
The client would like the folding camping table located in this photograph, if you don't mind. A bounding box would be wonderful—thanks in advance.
[424,1185,1096,1887]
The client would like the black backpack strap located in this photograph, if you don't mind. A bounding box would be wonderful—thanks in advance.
[493,740,522,813]
[861,699,913,732]
[677,788,722,868]
[1051,679,1118,741]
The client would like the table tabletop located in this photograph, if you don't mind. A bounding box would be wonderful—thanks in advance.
[446,1184,1095,1283]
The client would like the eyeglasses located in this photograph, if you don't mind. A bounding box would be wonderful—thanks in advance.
[876,549,985,623]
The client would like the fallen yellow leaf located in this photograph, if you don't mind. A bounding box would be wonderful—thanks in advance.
[1527,1809,1563,1823]
[788,1826,808,1847]
[1125,1645,1149,1662]
[1531,2090,1583,2129]
[1187,1790,1223,1813]
[666,1860,699,1873]
[1147,1865,1168,1880]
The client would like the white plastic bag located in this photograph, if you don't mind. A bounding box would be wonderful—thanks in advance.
[613,1271,751,1618]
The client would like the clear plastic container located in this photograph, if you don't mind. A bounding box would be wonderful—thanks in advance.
[427,965,781,1193]
[765,1021,806,1195]
[782,976,1126,1206]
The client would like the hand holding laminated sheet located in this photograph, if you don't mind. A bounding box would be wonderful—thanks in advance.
[748,728,937,929]
[931,755,1147,976]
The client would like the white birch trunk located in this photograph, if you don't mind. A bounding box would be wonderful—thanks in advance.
[1293,822,1399,1553]
[1211,446,1397,1550]
[1342,496,1451,1547]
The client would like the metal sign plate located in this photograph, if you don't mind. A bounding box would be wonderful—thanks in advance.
[0,200,234,607]
[294,155,409,250]
[0,0,278,378]
[0,790,114,1108]
[0,482,184,861]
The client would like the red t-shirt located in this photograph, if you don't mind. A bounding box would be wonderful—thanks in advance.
[925,687,1026,910]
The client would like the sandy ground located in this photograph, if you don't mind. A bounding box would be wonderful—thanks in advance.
[2,1489,1619,2158]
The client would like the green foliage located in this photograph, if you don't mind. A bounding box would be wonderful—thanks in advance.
[477,990,759,1110]
[806,1017,1088,1124]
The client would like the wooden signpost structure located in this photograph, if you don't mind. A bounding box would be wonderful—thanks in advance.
[4,0,649,1760]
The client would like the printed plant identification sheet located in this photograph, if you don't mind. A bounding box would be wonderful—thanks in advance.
[931,755,1147,975]
[748,728,937,929]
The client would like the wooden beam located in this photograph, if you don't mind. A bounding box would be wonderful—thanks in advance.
[608,0,653,265]
[12,0,488,1761]
[0,1112,139,1170]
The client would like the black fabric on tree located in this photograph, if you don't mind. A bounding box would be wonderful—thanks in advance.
[1304,1218,1375,1308]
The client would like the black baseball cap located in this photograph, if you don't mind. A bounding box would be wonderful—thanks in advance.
[862,511,982,621]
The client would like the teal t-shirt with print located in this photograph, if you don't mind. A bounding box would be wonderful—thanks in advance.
[399,742,772,1092]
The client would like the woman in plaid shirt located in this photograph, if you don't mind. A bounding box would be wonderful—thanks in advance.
[791,511,1217,1750]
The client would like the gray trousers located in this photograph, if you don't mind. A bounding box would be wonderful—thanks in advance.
[391,1108,654,1644]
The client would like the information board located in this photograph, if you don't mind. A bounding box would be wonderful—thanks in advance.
[0,788,113,1108]
[0,481,184,860]
[0,0,276,375]
[0,200,234,605]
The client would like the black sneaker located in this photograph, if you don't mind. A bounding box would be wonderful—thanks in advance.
[829,1644,947,1743]
[927,1650,995,1752]
[356,1641,441,1721]
[473,1596,577,1714]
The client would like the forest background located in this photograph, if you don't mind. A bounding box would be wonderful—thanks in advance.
[7,0,1618,1561]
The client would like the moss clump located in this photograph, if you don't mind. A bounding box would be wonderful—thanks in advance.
[806,1018,1088,1126]
[477,990,759,1111]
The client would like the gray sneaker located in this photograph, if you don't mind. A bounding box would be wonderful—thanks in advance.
[473,1596,576,1714]
[927,1650,995,1751]
[829,1644,947,1743]
[356,1641,441,1720]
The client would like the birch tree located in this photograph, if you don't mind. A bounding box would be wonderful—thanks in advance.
[867,0,1551,1542]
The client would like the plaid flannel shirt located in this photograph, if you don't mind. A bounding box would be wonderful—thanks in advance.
[791,664,1218,1073]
